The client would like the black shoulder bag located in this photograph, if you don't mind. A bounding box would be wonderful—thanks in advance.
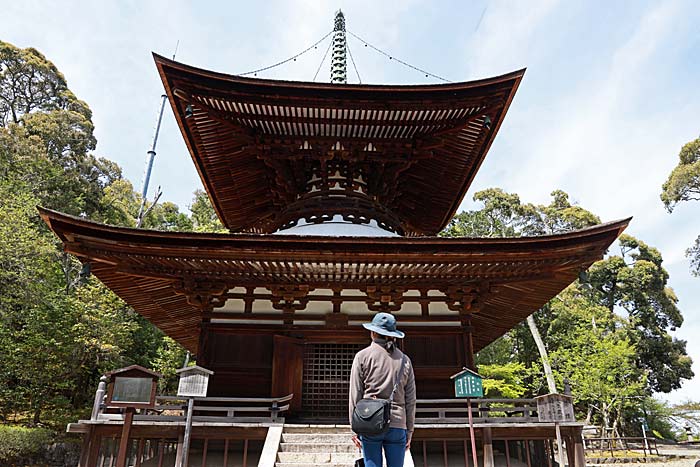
[351,354,406,436]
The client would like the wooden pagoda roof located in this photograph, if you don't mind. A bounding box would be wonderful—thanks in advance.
[40,208,629,353]
[154,55,524,235]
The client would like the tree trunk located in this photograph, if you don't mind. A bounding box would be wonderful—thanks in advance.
[601,402,610,436]
[527,314,557,393]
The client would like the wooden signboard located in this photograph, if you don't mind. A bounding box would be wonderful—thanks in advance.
[105,365,161,409]
[450,368,484,398]
[104,365,161,467]
[535,393,575,422]
[176,365,213,398]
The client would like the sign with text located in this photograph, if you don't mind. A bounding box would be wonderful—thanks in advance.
[105,365,161,409]
[112,377,152,403]
[535,393,575,422]
[176,365,214,398]
[450,368,484,398]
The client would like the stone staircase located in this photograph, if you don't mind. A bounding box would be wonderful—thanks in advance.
[275,425,359,467]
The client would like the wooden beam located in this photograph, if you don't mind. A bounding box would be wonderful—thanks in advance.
[483,427,494,467]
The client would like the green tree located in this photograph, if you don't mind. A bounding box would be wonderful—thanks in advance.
[0,40,188,427]
[190,189,227,233]
[546,286,646,432]
[444,188,602,395]
[661,137,700,275]
[585,235,693,393]
[0,41,90,126]
[444,188,693,436]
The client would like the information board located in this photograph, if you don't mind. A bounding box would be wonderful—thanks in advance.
[177,371,210,397]
[453,370,483,398]
[535,393,575,422]
[112,376,152,403]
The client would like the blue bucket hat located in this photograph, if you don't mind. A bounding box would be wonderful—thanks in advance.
[362,312,405,339]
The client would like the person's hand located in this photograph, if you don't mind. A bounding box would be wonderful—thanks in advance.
[405,433,412,450]
[352,435,362,449]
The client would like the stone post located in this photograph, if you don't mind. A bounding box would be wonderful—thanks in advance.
[91,375,108,420]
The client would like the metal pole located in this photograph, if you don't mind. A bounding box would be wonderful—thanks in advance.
[180,398,194,467]
[136,41,178,228]
[136,94,168,227]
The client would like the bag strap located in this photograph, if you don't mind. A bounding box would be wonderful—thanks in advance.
[389,354,407,402]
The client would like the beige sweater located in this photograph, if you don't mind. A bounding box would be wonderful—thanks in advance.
[349,342,416,434]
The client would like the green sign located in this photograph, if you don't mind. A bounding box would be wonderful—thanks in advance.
[452,369,484,398]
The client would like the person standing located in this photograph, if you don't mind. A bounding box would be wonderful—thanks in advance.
[349,312,416,467]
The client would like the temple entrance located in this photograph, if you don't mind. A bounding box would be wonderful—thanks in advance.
[301,342,365,420]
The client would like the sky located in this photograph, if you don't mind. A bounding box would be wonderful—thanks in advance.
[4,0,700,403]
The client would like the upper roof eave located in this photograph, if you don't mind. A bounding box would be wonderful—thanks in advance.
[38,206,631,253]
[152,55,526,236]
[153,52,526,98]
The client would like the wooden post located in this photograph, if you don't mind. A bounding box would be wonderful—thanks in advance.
[91,376,108,420]
[243,439,249,467]
[85,427,102,467]
[201,439,209,467]
[116,408,135,467]
[464,317,476,371]
[573,427,586,467]
[482,427,494,467]
[565,434,576,467]
[174,430,185,467]
[180,398,195,467]
[222,439,229,467]
[525,440,531,467]
[555,423,566,467]
[77,426,93,467]
[467,399,478,467]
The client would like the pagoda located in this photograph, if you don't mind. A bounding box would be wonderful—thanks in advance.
[43,12,628,467]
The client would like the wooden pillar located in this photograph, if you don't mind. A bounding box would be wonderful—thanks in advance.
[78,427,93,467]
[115,408,134,467]
[572,427,587,467]
[197,318,211,367]
[85,427,102,467]
[174,430,185,467]
[482,427,494,467]
[565,433,576,467]
[463,316,476,371]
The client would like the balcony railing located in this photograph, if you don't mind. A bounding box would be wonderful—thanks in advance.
[93,394,293,423]
[416,398,539,424]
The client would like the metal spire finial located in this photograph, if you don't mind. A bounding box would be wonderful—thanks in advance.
[331,10,347,84]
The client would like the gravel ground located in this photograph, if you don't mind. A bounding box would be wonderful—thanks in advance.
[591,445,700,466]
[594,460,699,466]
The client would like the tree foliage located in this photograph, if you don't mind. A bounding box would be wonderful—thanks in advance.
[661,137,700,275]
[0,41,226,428]
[585,236,693,392]
[445,188,694,435]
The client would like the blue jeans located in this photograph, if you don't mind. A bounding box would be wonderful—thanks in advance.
[361,428,407,467]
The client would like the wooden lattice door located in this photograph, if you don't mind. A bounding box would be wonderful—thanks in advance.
[302,342,365,419]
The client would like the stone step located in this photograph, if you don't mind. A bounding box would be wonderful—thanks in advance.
[277,451,357,464]
[282,433,356,444]
[283,425,353,434]
[279,442,358,453]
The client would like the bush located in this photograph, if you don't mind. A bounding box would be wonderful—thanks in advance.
[0,425,54,463]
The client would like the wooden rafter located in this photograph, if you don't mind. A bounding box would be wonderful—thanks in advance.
[39,208,630,353]
[154,54,525,235]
